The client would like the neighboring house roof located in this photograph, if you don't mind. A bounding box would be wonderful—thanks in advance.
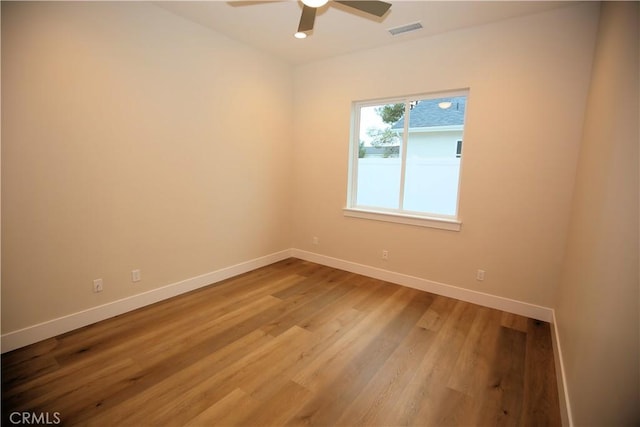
[391,96,466,129]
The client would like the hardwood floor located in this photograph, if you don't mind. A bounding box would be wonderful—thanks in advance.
[2,258,561,426]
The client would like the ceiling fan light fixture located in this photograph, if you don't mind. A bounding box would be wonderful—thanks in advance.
[302,0,328,7]
[294,31,307,39]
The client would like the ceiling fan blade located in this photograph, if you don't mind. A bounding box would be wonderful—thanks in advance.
[298,5,317,32]
[334,1,391,17]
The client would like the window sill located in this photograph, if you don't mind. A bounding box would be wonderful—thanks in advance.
[343,208,461,231]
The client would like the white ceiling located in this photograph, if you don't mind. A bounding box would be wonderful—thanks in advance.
[155,1,576,65]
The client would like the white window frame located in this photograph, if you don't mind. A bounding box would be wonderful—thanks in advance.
[344,89,468,231]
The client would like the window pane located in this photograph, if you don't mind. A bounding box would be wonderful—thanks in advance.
[400,96,466,216]
[355,103,403,209]
[349,92,467,221]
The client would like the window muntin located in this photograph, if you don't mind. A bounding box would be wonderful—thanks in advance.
[348,91,468,222]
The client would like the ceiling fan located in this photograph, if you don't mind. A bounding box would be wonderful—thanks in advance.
[295,0,392,38]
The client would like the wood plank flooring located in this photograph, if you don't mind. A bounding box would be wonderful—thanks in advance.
[2,258,561,426]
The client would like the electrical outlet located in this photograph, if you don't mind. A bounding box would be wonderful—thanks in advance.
[476,269,485,281]
[382,250,389,260]
[93,278,103,293]
[312,236,319,245]
[132,269,141,282]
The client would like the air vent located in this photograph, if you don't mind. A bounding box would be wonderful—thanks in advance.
[388,22,423,36]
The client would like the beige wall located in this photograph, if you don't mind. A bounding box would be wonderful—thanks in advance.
[1,2,293,333]
[555,2,640,425]
[292,3,599,307]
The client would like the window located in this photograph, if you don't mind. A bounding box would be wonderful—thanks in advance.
[345,90,468,231]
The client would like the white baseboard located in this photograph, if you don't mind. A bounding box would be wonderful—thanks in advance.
[1,249,293,353]
[551,310,574,427]
[2,248,556,354]
[291,249,554,322]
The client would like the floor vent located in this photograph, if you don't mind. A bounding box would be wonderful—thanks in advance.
[388,22,423,36]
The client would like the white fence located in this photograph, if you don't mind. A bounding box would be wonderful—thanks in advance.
[356,158,461,216]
